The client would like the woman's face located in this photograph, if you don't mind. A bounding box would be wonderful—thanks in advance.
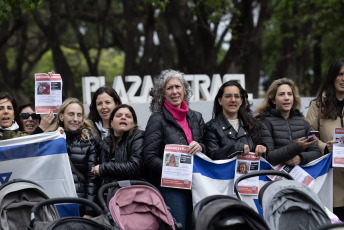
[334,66,344,96]
[170,155,175,163]
[218,86,242,119]
[59,103,83,131]
[38,85,44,93]
[96,93,117,125]
[273,84,294,113]
[239,164,246,173]
[164,77,185,108]
[20,107,39,134]
[0,98,14,128]
[111,108,135,137]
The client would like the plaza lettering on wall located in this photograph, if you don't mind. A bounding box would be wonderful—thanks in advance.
[82,74,250,105]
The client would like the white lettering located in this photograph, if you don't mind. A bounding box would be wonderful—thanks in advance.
[81,74,249,105]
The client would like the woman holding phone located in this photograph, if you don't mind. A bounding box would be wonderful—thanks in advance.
[306,58,344,220]
[255,78,321,166]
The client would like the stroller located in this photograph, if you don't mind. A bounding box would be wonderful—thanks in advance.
[98,180,182,230]
[29,197,117,229]
[193,194,269,230]
[0,179,59,230]
[234,170,332,230]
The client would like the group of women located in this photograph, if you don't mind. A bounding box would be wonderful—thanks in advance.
[1,58,344,227]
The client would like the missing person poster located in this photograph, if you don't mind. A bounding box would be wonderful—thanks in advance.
[333,128,344,167]
[161,144,193,190]
[234,153,260,195]
[35,73,63,114]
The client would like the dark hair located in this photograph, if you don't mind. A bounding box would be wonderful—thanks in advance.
[108,104,138,152]
[88,86,122,123]
[0,92,22,130]
[213,80,263,144]
[315,58,344,119]
[18,103,35,114]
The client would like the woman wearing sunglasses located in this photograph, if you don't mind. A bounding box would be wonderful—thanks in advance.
[0,92,29,140]
[18,103,55,134]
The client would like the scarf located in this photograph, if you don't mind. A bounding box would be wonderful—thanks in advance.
[0,121,19,137]
[164,100,193,144]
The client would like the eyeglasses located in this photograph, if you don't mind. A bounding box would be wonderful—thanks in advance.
[223,94,242,100]
[20,113,41,120]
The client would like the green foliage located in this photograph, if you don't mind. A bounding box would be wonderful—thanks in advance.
[0,0,42,22]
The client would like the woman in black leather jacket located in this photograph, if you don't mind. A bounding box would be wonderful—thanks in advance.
[91,104,144,185]
[46,98,99,217]
[204,81,266,160]
[143,69,204,230]
[255,78,321,166]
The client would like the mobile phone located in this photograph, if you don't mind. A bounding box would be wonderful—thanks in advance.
[307,134,318,142]
[309,131,319,137]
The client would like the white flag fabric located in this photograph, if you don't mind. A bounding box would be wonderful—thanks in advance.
[0,132,78,216]
[192,153,333,216]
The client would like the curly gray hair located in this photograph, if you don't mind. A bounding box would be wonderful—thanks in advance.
[149,69,193,113]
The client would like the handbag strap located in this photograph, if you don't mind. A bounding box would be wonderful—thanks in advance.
[69,159,85,181]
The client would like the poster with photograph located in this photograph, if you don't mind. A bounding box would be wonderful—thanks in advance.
[35,73,63,114]
[161,144,194,190]
[269,164,314,187]
[234,153,260,195]
[333,128,344,167]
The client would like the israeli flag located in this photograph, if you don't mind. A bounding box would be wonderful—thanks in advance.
[192,153,333,215]
[0,132,78,216]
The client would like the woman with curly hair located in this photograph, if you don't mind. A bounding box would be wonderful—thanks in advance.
[306,58,344,220]
[255,78,321,166]
[143,69,205,230]
[46,98,99,217]
[204,80,266,160]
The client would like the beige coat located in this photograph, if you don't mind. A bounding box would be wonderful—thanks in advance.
[306,100,344,207]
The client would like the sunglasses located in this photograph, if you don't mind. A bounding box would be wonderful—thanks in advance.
[20,113,41,120]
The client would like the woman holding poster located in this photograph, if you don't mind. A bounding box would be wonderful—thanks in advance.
[143,69,205,230]
[306,58,344,220]
[204,81,267,160]
[255,78,321,166]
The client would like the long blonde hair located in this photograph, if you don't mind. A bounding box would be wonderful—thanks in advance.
[46,98,97,141]
[255,78,301,115]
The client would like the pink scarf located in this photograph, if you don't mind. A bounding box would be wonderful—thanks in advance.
[164,100,193,144]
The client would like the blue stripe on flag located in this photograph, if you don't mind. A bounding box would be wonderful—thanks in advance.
[0,137,67,161]
[56,203,80,217]
[193,155,236,180]
[301,154,332,178]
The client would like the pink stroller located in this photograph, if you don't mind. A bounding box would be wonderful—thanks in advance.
[98,180,182,230]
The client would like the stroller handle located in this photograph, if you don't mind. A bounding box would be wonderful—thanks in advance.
[97,180,161,211]
[30,197,104,224]
[234,170,294,200]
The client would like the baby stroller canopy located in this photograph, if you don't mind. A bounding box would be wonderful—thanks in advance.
[193,195,269,230]
[98,180,180,230]
[260,179,331,230]
[0,179,59,230]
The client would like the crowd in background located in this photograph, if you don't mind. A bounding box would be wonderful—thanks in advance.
[1,58,344,228]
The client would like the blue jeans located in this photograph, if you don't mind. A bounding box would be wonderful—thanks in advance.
[159,186,193,230]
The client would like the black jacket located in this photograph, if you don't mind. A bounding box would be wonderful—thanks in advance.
[99,129,144,185]
[65,128,99,215]
[204,111,257,160]
[143,106,205,186]
[257,109,322,165]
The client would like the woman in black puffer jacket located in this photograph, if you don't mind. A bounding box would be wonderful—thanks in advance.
[46,98,99,217]
[91,104,144,185]
[255,78,321,166]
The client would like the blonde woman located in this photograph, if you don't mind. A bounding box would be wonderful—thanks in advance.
[255,78,321,166]
[46,98,99,217]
